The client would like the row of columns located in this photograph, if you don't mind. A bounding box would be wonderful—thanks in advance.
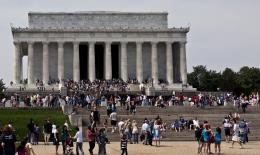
[13,41,187,85]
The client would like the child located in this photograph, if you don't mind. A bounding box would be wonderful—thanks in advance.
[121,134,128,155]
[215,127,222,155]
[17,140,26,155]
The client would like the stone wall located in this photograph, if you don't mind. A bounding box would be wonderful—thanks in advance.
[28,12,168,29]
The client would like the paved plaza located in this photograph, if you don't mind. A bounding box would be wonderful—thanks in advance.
[29,141,260,155]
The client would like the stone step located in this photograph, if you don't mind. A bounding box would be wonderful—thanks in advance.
[79,106,260,115]
[72,105,260,141]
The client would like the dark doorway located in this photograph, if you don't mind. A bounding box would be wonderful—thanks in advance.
[79,44,88,80]
[95,44,105,79]
[111,44,119,79]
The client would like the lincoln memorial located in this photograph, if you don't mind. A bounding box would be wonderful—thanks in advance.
[10,11,195,93]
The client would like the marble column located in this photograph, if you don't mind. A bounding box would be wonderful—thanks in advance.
[120,42,128,82]
[136,42,143,83]
[166,42,173,84]
[180,42,187,84]
[14,42,21,84]
[42,42,49,84]
[151,42,158,85]
[58,42,64,84]
[105,42,112,80]
[88,42,95,82]
[73,42,80,82]
[28,42,34,84]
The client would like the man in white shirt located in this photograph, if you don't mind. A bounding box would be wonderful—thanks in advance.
[190,117,199,130]
[118,119,125,135]
[110,111,118,133]
[141,120,150,145]
[73,126,84,155]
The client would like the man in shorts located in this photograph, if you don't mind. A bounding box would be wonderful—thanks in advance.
[110,111,118,133]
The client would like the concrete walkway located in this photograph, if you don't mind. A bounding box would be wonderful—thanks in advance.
[26,141,260,155]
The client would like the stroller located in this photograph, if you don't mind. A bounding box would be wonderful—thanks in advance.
[65,138,74,155]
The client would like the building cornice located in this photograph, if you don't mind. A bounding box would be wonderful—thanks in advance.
[28,11,168,16]
[11,27,189,33]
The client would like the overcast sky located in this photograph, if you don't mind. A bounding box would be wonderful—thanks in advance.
[0,0,260,83]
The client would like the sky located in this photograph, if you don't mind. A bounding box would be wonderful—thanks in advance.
[0,0,260,83]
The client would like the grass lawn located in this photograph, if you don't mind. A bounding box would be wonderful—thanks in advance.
[0,108,75,141]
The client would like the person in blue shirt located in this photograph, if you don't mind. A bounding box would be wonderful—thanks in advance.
[202,125,210,154]
[214,127,222,155]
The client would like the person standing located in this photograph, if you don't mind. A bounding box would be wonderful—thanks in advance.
[27,118,35,144]
[97,128,108,155]
[53,125,60,155]
[231,120,243,148]
[153,120,161,147]
[132,120,139,144]
[121,134,128,155]
[93,107,100,125]
[214,127,222,155]
[43,119,52,145]
[223,119,231,143]
[86,126,95,155]
[61,125,70,154]
[73,127,84,155]
[0,125,17,155]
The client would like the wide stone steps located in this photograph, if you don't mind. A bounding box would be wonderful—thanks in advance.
[79,106,260,115]
[73,106,260,141]
[82,126,260,141]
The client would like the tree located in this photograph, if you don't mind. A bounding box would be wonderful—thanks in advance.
[188,65,207,91]
[219,68,239,92]
[188,65,260,94]
[188,65,221,91]
[0,78,5,98]
[237,66,260,95]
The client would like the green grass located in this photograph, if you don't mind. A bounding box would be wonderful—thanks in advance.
[0,108,75,141]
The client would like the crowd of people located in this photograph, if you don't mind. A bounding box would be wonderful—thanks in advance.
[0,93,62,108]
[64,79,130,94]
[193,112,250,155]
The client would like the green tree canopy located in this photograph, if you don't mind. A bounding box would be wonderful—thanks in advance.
[188,65,260,95]
[0,78,5,98]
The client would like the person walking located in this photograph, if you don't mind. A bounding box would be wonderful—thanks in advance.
[231,120,243,148]
[121,134,128,155]
[17,137,36,155]
[86,125,95,155]
[0,125,17,155]
[110,111,118,133]
[73,127,84,155]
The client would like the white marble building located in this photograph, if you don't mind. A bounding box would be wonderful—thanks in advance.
[11,11,194,92]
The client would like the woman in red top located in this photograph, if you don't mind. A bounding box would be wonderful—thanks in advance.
[86,125,95,155]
